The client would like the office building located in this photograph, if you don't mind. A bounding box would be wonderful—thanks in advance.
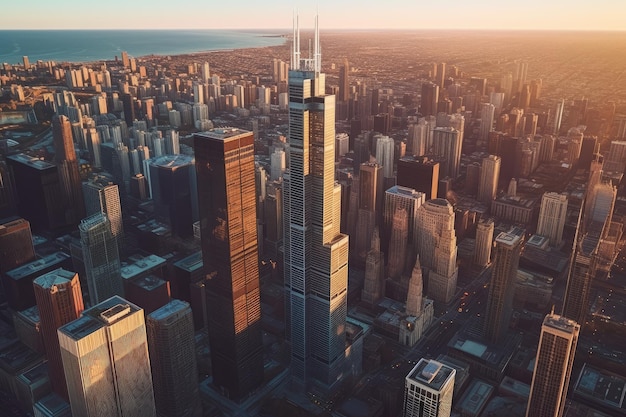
[477,155,501,204]
[387,208,409,279]
[338,59,350,102]
[397,156,439,200]
[58,296,156,417]
[33,269,83,400]
[484,227,524,344]
[415,199,458,304]
[7,154,66,231]
[375,135,395,179]
[146,300,200,417]
[52,115,85,225]
[421,82,439,117]
[403,358,455,417]
[537,193,568,247]
[361,227,384,307]
[194,128,263,401]
[479,103,495,143]
[604,140,626,172]
[83,176,124,249]
[283,16,350,393]
[474,218,494,267]
[526,313,579,417]
[383,186,426,253]
[146,154,198,238]
[432,127,462,179]
[79,213,123,305]
[0,218,35,274]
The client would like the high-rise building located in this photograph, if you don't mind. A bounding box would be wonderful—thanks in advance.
[33,269,84,400]
[194,128,263,401]
[415,199,458,304]
[375,134,395,179]
[397,156,439,200]
[484,227,524,344]
[283,15,350,393]
[146,300,200,417]
[361,227,384,307]
[0,217,35,274]
[474,218,494,267]
[479,103,495,143]
[0,161,17,219]
[421,82,439,117]
[53,115,85,225]
[83,176,124,249]
[403,358,455,417]
[477,155,501,204]
[146,154,198,238]
[432,127,462,179]
[435,62,446,88]
[387,208,409,280]
[7,154,66,231]
[526,313,579,417]
[537,193,568,247]
[604,140,626,173]
[383,186,426,253]
[79,213,123,305]
[58,296,156,417]
[338,59,350,102]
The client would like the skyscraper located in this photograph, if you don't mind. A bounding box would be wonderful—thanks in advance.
[194,128,263,401]
[403,358,455,417]
[537,192,568,247]
[146,300,200,417]
[479,103,495,143]
[474,218,494,267]
[421,82,439,117]
[415,199,458,304]
[361,227,384,307]
[397,156,440,201]
[387,207,409,280]
[83,176,124,249]
[283,15,350,393]
[79,213,123,305]
[53,115,85,225]
[526,313,579,417]
[484,227,524,344]
[0,217,35,274]
[33,269,84,400]
[58,296,156,417]
[383,185,426,253]
[375,134,395,179]
[477,155,501,204]
[338,59,350,102]
[432,127,462,179]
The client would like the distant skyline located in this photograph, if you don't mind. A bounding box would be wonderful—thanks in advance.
[4,0,626,31]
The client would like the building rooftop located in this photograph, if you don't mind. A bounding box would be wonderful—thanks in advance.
[495,227,524,247]
[174,251,203,272]
[574,363,626,412]
[457,379,494,415]
[499,376,531,399]
[60,296,141,340]
[407,358,455,391]
[7,153,55,170]
[129,274,167,291]
[148,153,194,168]
[17,361,49,385]
[543,313,580,334]
[33,268,76,289]
[120,254,166,279]
[149,299,190,322]
[15,305,40,324]
[5,252,70,280]
[34,393,71,416]
[196,127,251,141]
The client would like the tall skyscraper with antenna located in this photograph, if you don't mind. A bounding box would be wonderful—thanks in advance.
[283,14,349,393]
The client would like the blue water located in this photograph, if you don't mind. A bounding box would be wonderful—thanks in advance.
[0,30,286,64]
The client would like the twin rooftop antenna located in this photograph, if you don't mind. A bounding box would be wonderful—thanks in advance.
[291,11,321,73]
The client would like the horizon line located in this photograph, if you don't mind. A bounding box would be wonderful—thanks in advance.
[2,27,626,33]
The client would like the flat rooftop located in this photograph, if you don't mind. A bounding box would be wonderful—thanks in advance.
[174,251,203,272]
[543,313,579,335]
[495,227,524,247]
[149,299,190,322]
[120,254,166,279]
[129,274,167,291]
[458,379,494,415]
[196,127,252,141]
[6,252,70,280]
[7,153,55,170]
[407,358,455,391]
[59,296,141,340]
[574,363,626,411]
[148,153,194,168]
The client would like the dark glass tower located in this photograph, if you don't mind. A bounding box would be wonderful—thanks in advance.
[53,115,85,225]
[194,128,263,402]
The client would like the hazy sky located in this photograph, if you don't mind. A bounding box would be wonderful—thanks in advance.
[5,0,625,31]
